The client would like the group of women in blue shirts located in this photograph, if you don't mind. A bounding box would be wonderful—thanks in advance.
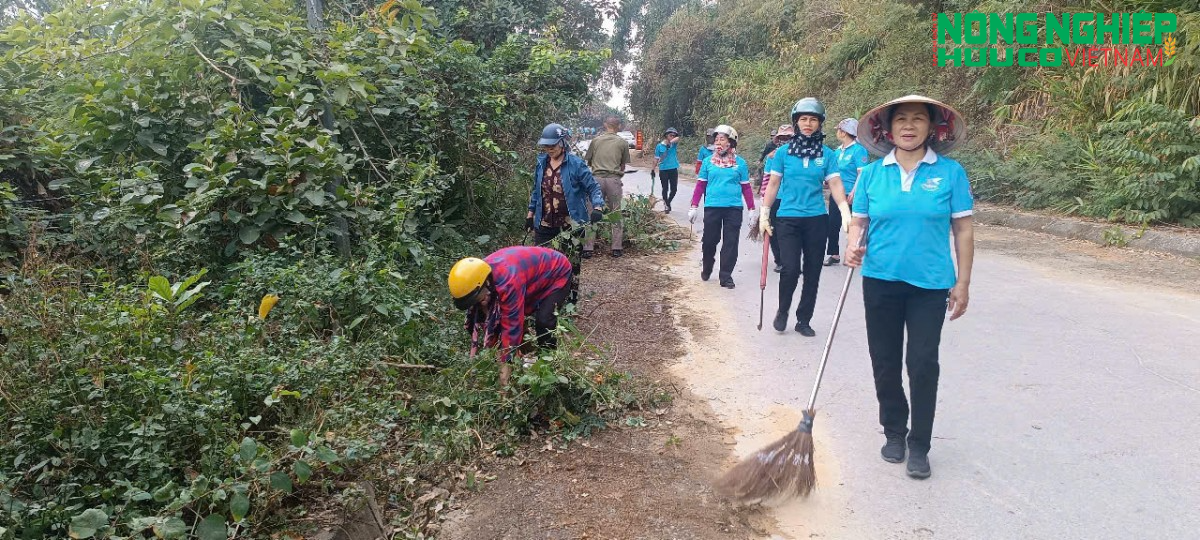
[689,94,976,480]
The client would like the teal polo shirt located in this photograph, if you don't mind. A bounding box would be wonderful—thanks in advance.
[655,142,679,170]
[851,148,974,290]
[697,156,750,208]
[766,144,840,217]
[836,141,870,196]
[697,145,713,163]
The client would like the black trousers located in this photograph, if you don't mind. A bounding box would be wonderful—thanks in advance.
[701,206,742,282]
[775,215,826,324]
[659,168,679,206]
[863,277,949,454]
[534,225,583,302]
[826,194,841,256]
[533,283,571,350]
[769,199,781,265]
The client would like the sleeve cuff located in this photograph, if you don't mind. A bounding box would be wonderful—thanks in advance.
[824,173,840,181]
[951,210,974,218]
[851,212,869,218]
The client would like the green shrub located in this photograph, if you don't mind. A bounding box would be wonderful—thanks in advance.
[0,250,628,538]
[1086,99,1200,225]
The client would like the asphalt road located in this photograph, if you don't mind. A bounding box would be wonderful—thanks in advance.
[614,167,1200,540]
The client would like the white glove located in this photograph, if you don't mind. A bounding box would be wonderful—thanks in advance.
[839,202,852,233]
[688,207,698,223]
[759,207,773,237]
[748,209,759,224]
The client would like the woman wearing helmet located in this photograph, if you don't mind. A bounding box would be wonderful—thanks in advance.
[448,246,575,388]
[844,95,974,479]
[528,123,606,299]
[695,128,716,175]
[758,98,851,337]
[654,127,681,213]
[825,118,872,266]
[687,125,755,289]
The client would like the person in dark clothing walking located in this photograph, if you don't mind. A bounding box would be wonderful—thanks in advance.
[687,125,756,289]
[757,98,850,337]
[845,95,974,480]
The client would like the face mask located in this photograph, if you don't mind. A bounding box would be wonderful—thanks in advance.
[787,127,825,159]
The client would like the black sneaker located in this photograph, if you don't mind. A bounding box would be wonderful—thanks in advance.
[772,311,787,332]
[907,452,931,479]
[795,322,816,337]
[823,255,839,266]
[881,435,906,463]
[664,204,672,214]
[700,269,711,281]
[773,263,783,273]
[611,249,623,258]
[582,250,594,259]
[720,280,735,289]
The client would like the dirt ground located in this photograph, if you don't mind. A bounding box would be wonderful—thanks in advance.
[974,223,1200,295]
[438,247,777,540]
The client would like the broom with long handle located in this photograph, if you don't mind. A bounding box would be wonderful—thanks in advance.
[716,235,862,502]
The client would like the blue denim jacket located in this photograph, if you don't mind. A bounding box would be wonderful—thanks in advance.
[528,153,606,227]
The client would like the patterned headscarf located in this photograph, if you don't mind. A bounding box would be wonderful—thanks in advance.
[711,147,737,168]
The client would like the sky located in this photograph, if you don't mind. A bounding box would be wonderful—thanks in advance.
[601,15,632,112]
[606,64,634,111]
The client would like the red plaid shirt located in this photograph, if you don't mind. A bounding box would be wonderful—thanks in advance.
[470,246,573,362]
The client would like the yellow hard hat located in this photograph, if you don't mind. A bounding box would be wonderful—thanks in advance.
[448,257,492,310]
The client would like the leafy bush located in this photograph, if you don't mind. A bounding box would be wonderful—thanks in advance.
[1086,99,1200,225]
[0,248,629,538]
[959,133,1090,214]
[0,0,621,538]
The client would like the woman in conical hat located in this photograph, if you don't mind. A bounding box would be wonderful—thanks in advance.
[844,95,974,481]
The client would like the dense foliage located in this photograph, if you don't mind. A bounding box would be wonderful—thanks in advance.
[0,0,628,538]
[628,0,1200,225]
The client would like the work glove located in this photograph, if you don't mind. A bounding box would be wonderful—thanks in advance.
[748,209,759,225]
[688,207,698,223]
[838,202,851,233]
[758,207,773,237]
[590,208,605,223]
[525,216,535,231]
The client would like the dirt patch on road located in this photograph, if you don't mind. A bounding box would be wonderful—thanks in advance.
[438,248,777,539]
[975,223,1200,295]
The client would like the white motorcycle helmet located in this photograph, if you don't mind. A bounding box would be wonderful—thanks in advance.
[712,124,739,148]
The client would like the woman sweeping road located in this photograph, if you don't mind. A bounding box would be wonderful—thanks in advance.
[845,95,975,480]
[759,98,851,337]
[689,125,756,289]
